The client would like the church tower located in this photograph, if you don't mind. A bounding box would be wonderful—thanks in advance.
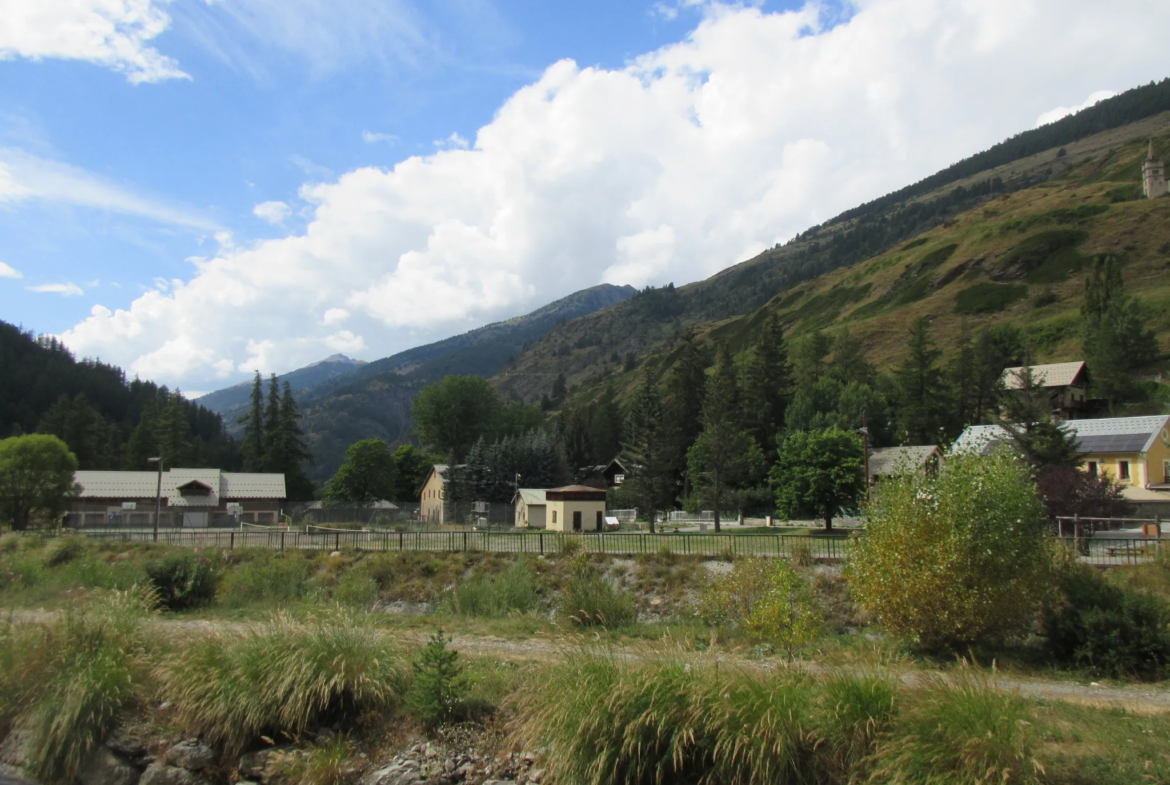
[1142,138,1167,199]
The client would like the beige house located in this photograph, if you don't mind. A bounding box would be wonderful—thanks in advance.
[545,485,607,532]
[419,464,448,524]
[1002,361,1089,421]
[513,489,547,529]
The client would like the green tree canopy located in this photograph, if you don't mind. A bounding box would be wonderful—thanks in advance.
[36,392,120,470]
[322,439,396,506]
[390,444,436,503]
[0,434,79,530]
[1082,255,1160,408]
[770,427,865,530]
[896,317,949,444]
[241,371,266,472]
[621,372,674,532]
[412,375,503,461]
[739,312,791,461]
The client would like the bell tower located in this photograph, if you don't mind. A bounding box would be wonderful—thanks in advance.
[1142,138,1167,199]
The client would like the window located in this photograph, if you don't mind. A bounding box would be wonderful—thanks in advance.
[1118,460,1130,481]
[613,473,625,485]
[1087,461,1098,477]
[1164,460,1170,483]
[552,510,557,524]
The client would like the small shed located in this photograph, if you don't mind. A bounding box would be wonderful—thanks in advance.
[545,485,608,532]
[513,489,548,529]
[868,446,942,483]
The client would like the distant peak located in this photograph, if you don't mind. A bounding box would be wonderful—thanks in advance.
[306,354,367,368]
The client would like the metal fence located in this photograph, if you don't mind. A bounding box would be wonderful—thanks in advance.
[1054,536,1164,565]
[73,528,856,560]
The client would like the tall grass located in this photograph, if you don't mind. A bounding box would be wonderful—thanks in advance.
[444,560,542,618]
[0,587,156,784]
[218,551,311,607]
[156,609,407,753]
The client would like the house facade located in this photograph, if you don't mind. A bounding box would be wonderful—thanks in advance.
[1001,361,1089,421]
[419,464,448,524]
[545,485,607,532]
[513,489,548,529]
[68,469,286,527]
[868,445,942,484]
[954,415,1170,515]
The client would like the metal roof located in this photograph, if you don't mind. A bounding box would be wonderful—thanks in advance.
[75,469,286,502]
[869,446,940,476]
[515,489,547,505]
[1002,361,1086,389]
[952,415,1170,457]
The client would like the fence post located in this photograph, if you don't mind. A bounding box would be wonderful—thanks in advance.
[335,533,340,552]
[540,532,544,555]
[1073,514,1080,555]
[399,531,403,551]
[281,531,285,551]
[463,531,468,552]
[230,532,235,550]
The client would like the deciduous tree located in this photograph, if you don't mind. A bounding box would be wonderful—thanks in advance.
[770,427,865,530]
[412,375,502,461]
[322,439,396,506]
[0,434,79,530]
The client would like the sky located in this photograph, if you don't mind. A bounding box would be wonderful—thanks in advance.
[1,0,1168,397]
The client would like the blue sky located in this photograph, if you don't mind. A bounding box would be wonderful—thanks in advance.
[1,0,1167,395]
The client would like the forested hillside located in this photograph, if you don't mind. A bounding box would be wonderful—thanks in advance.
[494,80,1170,406]
[0,322,240,470]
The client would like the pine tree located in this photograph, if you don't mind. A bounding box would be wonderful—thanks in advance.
[155,389,195,467]
[740,312,791,461]
[241,371,266,472]
[687,345,763,531]
[1082,255,1160,408]
[262,373,281,471]
[791,331,833,390]
[551,373,568,403]
[621,372,672,533]
[587,386,623,465]
[896,317,948,445]
[561,407,592,480]
[275,381,314,499]
[971,325,1025,424]
[999,362,1081,469]
[948,324,977,431]
[828,328,875,387]
[667,327,709,498]
[37,393,120,470]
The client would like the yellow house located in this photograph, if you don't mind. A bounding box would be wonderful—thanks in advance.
[419,464,448,525]
[544,485,608,532]
[954,415,1170,514]
[513,489,547,529]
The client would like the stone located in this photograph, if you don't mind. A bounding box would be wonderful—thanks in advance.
[237,749,279,779]
[360,764,425,785]
[165,741,215,772]
[0,731,30,767]
[528,769,545,783]
[105,731,149,760]
[78,748,141,785]
[139,763,202,785]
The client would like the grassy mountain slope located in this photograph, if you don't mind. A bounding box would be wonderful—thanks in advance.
[294,283,636,481]
[494,105,1170,405]
[199,354,368,434]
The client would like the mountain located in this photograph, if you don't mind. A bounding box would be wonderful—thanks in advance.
[492,81,1170,406]
[198,354,367,434]
[289,283,636,481]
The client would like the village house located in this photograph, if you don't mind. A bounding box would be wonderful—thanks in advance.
[418,464,448,524]
[868,445,942,484]
[576,457,629,489]
[1001,361,1090,421]
[542,485,608,532]
[512,488,547,529]
[68,469,286,528]
[953,414,1170,516]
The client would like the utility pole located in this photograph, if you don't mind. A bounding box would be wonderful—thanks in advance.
[858,410,870,508]
[148,456,164,542]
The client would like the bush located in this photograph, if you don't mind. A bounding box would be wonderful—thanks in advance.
[218,552,310,607]
[867,670,1041,785]
[264,737,360,785]
[699,558,822,657]
[157,610,406,753]
[42,536,85,567]
[145,552,218,610]
[406,629,470,729]
[0,587,156,784]
[446,560,541,618]
[953,282,1029,314]
[560,562,636,628]
[333,569,379,607]
[1045,562,1170,679]
[848,449,1050,650]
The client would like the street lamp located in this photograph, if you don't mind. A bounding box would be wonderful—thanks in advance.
[147,456,163,542]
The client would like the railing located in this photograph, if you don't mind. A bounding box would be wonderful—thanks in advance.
[1053,536,1163,565]
[70,528,856,560]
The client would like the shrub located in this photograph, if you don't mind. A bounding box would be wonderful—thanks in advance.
[1044,563,1170,679]
[953,282,1029,314]
[333,569,379,607]
[560,568,636,628]
[42,536,85,567]
[145,552,218,610]
[0,587,156,784]
[156,610,406,753]
[867,671,1041,785]
[699,558,823,657]
[446,560,541,618]
[0,532,19,553]
[264,737,360,785]
[406,629,470,729]
[218,552,310,607]
[848,449,1050,650]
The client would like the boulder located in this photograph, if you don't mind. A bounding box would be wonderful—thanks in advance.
[165,742,215,772]
[237,749,280,780]
[360,762,424,785]
[139,763,203,785]
[105,731,148,761]
[78,748,141,785]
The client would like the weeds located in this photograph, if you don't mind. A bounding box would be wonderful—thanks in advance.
[265,736,361,785]
[218,551,311,607]
[445,560,541,618]
[157,609,407,753]
[145,552,218,610]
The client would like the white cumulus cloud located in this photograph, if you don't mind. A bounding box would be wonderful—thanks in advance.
[0,0,188,83]
[58,0,1170,390]
[253,200,292,225]
[362,131,398,145]
[30,282,84,297]
[0,262,21,279]
[1035,90,1119,127]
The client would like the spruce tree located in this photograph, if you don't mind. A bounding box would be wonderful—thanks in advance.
[791,331,832,390]
[948,324,977,431]
[1082,255,1160,408]
[561,407,593,480]
[621,372,672,533]
[262,373,281,470]
[155,389,195,467]
[999,363,1081,469]
[275,381,314,499]
[896,317,948,445]
[587,386,623,464]
[687,345,763,531]
[240,371,266,472]
[667,327,708,497]
[740,312,791,461]
[828,328,875,387]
